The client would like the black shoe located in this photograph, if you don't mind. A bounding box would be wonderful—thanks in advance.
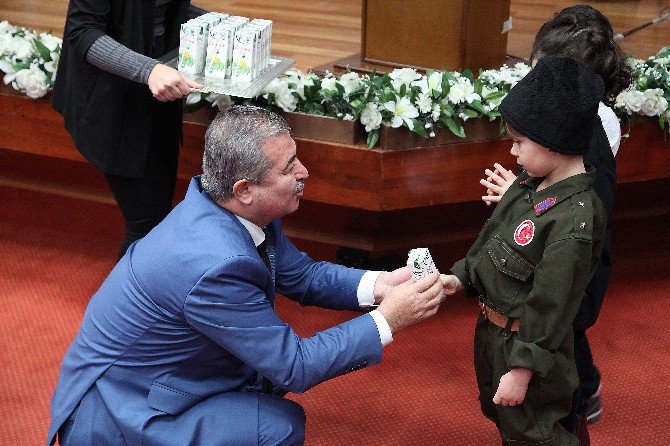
[585,383,603,424]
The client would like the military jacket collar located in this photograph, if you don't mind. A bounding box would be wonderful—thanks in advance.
[518,165,597,216]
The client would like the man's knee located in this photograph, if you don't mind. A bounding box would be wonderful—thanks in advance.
[258,396,305,446]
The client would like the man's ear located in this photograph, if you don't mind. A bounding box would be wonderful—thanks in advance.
[232,179,254,205]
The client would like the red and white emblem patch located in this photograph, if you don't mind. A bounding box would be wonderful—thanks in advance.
[514,220,535,246]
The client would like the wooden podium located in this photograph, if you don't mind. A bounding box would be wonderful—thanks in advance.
[361,0,511,71]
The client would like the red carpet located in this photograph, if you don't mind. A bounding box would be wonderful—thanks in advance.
[1,182,669,445]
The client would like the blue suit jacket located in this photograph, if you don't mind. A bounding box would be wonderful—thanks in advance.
[47,177,382,445]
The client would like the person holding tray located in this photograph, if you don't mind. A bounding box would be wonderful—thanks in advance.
[53,0,205,259]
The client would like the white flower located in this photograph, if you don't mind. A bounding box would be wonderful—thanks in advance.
[38,33,62,52]
[447,77,480,104]
[342,113,354,121]
[13,65,48,98]
[458,111,470,122]
[640,88,668,116]
[0,21,16,35]
[320,76,337,91]
[389,67,421,91]
[427,71,442,92]
[263,77,297,112]
[360,102,382,131]
[185,91,203,105]
[383,96,419,128]
[512,62,531,78]
[411,77,429,94]
[9,35,34,60]
[431,103,441,121]
[615,90,645,114]
[0,59,16,83]
[338,71,361,95]
[415,92,433,114]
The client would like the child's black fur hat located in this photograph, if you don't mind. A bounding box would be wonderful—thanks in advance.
[499,56,604,155]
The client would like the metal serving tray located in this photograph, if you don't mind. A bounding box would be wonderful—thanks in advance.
[166,56,294,98]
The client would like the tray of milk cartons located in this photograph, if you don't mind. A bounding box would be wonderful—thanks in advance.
[167,12,294,98]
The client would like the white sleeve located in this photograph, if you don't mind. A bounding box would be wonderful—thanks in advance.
[356,271,393,346]
[598,102,621,156]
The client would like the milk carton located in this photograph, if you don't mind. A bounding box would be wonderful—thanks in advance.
[231,26,257,82]
[407,248,437,281]
[178,21,207,75]
[204,25,234,79]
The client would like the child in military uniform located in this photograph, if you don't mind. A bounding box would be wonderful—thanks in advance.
[441,56,606,445]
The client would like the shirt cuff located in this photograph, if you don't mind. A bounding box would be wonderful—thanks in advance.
[357,270,382,307]
[369,310,393,347]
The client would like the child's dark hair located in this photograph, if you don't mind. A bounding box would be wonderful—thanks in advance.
[530,5,632,104]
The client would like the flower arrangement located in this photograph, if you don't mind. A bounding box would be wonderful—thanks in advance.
[252,63,530,147]
[0,21,61,99]
[1,20,667,146]
[614,46,670,130]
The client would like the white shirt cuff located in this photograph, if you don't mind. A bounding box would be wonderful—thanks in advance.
[357,270,381,307]
[369,310,393,347]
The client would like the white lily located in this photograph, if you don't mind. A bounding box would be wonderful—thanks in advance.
[384,97,419,128]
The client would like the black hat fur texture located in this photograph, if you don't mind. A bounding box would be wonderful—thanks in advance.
[499,56,604,155]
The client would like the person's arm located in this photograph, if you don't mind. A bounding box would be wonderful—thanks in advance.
[86,35,159,85]
[507,237,595,377]
[185,256,441,394]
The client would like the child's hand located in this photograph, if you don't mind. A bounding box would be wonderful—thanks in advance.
[480,163,517,206]
[440,274,463,296]
[493,368,533,406]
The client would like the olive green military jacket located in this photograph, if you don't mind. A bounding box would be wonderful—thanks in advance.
[451,166,605,377]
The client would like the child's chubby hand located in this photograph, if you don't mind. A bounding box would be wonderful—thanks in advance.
[493,368,534,406]
[480,163,517,206]
[439,274,463,296]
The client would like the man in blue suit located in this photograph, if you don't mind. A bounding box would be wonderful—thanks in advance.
[48,105,446,445]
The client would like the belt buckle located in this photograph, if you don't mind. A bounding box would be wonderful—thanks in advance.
[478,298,487,319]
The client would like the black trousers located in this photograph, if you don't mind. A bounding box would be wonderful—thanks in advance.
[104,101,179,260]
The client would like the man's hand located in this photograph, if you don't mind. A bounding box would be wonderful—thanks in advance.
[480,163,517,206]
[376,272,443,333]
[493,368,534,406]
[440,274,463,296]
[148,64,204,102]
[373,266,412,304]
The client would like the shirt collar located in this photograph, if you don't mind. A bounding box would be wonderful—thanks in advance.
[234,215,265,247]
[518,165,597,216]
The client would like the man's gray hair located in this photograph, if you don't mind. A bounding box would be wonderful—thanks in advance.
[201,105,291,201]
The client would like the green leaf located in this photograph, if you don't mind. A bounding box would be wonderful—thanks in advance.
[412,119,428,137]
[461,69,474,80]
[33,37,51,61]
[442,116,466,138]
[399,83,407,97]
[468,101,487,115]
[335,82,345,95]
[484,91,506,101]
[499,118,506,135]
[462,108,479,118]
[367,129,380,148]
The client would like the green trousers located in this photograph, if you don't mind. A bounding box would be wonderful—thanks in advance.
[474,316,579,445]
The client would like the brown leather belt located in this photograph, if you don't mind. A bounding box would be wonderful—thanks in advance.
[479,301,520,332]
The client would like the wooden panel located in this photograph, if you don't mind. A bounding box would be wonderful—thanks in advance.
[362,0,465,69]
[2,0,667,73]
[0,85,82,162]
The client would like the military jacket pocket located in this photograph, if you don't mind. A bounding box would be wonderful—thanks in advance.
[473,235,535,314]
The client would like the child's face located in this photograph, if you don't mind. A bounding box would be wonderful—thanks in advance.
[509,135,559,178]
